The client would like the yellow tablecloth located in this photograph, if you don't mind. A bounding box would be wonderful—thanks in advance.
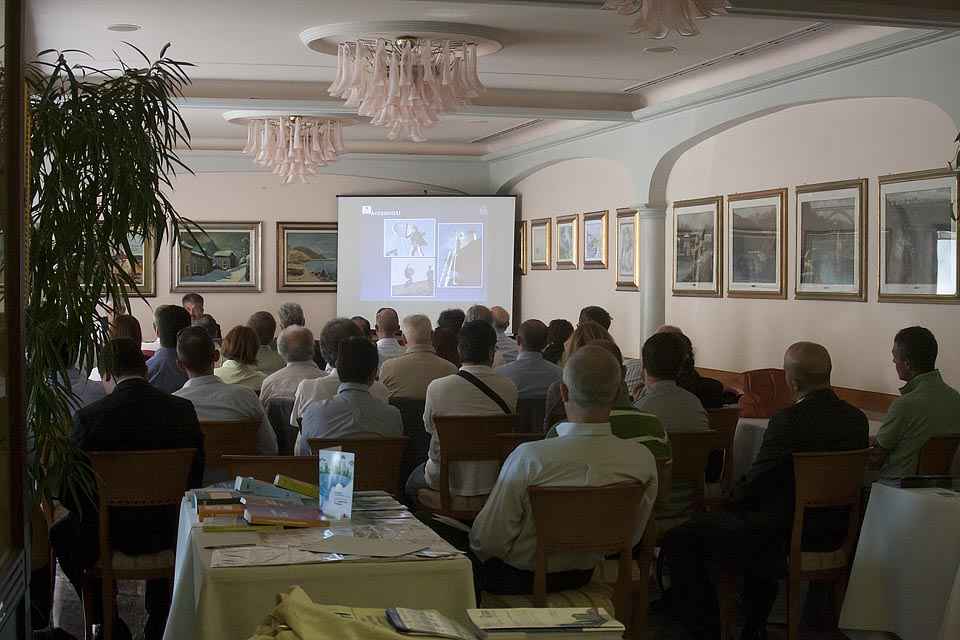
[162,499,476,640]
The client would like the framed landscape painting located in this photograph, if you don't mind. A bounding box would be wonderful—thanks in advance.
[726,188,787,299]
[278,222,338,292]
[616,208,639,291]
[556,213,579,270]
[582,210,608,269]
[530,217,552,270]
[796,179,867,301]
[879,169,959,303]
[171,221,262,292]
[673,196,722,297]
[114,232,156,297]
[516,220,527,275]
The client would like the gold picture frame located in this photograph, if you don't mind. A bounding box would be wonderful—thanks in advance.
[878,168,959,304]
[795,179,867,302]
[555,213,579,270]
[277,222,338,292]
[726,188,788,299]
[673,196,723,297]
[516,220,527,276]
[582,210,609,270]
[530,218,552,270]
[616,208,639,291]
[119,232,156,298]
[171,221,263,293]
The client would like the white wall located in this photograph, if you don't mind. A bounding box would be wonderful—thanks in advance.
[129,172,458,340]
[665,97,958,394]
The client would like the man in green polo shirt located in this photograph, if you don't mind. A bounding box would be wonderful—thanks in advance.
[873,326,960,478]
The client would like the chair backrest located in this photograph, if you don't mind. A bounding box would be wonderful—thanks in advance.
[528,483,648,621]
[223,454,318,485]
[916,434,960,475]
[389,397,429,487]
[497,432,543,464]
[265,397,296,456]
[434,414,515,513]
[307,436,409,496]
[668,430,726,509]
[706,406,740,485]
[739,368,792,418]
[515,398,547,434]
[200,420,259,468]
[654,457,673,513]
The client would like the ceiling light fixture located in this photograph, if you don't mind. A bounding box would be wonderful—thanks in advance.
[107,23,142,32]
[603,0,729,39]
[239,116,347,184]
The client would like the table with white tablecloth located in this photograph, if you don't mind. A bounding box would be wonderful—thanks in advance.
[162,499,477,640]
[840,483,960,640]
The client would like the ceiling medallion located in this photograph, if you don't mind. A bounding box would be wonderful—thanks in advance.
[603,0,730,39]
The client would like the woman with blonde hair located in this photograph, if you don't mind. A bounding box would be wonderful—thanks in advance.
[542,320,614,429]
[214,325,266,392]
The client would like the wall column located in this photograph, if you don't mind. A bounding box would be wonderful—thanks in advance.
[638,204,667,342]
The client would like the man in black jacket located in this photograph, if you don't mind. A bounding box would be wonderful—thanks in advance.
[50,338,204,640]
[663,342,868,640]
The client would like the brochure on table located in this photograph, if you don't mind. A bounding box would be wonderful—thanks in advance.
[318,449,354,519]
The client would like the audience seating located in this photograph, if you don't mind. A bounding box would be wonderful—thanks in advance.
[199,420,259,473]
[654,457,673,515]
[497,432,543,463]
[514,398,547,434]
[666,431,727,516]
[389,397,430,493]
[706,406,740,488]
[738,368,792,418]
[308,436,409,496]
[82,448,197,640]
[264,398,296,455]
[416,415,515,521]
[916,434,960,474]
[223,455,319,485]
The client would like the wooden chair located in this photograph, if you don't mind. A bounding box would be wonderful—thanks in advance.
[514,398,547,434]
[497,432,543,464]
[82,449,197,640]
[667,430,727,513]
[654,456,673,514]
[916,434,960,474]
[308,436,409,496]
[264,397,296,455]
[707,406,740,488]
[223,454,319,485]
[389,397,429,491]
[416,415,515,521]
[199,419,259,469]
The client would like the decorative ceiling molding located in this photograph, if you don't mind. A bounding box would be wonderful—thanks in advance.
[471,119,544,143]
[727,0,960,29]
[299,21,505,56]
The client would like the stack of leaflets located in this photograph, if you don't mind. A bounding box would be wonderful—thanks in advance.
[192,489,244,520]
[466,608,624,639]
[242,504,331,528]
[234,476,309,502]
[385,608,477,639]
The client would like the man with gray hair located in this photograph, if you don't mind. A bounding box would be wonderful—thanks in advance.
[490,305,519,366]
[470,345,658,595]
[465,304,493,326]
[278,302,306,329]
[380,314,457,399]
[259,326,324,408]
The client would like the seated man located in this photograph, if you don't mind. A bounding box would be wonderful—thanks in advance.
[662,342,868,639]
[491,306,519,366]
[470,345,658,594]
[658,325,726,409]
[51,338,204,640]
[174,326,278,455]
[375,307,405,367]
[497,319,562,400]
[437,308,466,334]
[248,311,285,376]
[146,304,191,393]
[380,314,457,399]
[873,326,960,478]
[633,332,709,433]
[278,302,325,368]
[296,337,403,455]
[465,304,494,326]
[404,320,518,504]
[260,325,324,407]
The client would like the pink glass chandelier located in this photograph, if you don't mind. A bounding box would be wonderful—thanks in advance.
[603,0,730,39]
[241,116,346,184]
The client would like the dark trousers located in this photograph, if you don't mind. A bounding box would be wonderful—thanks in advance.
[50,514,172,640]
[404,461,429,507]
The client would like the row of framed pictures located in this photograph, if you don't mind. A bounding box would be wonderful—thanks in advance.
[672,168,959,303]
[123,221,339,296]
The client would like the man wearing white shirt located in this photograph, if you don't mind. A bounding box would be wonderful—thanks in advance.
[375,307,405,367]
[470,345,658,594]
[491,306,519,366]
[404,320,518,503]
[173,326,278,455]
[259,325,324,407]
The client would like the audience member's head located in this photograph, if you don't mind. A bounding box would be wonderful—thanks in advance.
[465,304,494,326]
[221,325,260,365]
[656,324,683,335]
[517,319,549,353]
[196,314,222,344]
[783,342,832,398]
[154,305,192,348]
[437,308,466,333]
[352,316,373,338]
[336,337,380,385]
[892,326,938,382]
[402,314,433,347]
[561,345,621,422]
[181,293,204,322]
[491,306,510,333]
[433,327,461,367]
[278,302,306,329]
[109,314,143,345]
[319,318,364,368]
[547,319,575,346]
[458,320,497,366]
[579,306,612,331]
[376,307,400,339]
[247,311,277,347]
[176,326,218,377]
[588,338,629,401]
[278,325,315,364]
[641,332,686,383]
[565,321,614,361]
[100,337,147,393]
[657,325,695,372]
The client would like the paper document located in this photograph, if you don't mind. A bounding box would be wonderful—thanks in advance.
[210,545,343,568]
[466,608,621,631]
[299,535,428,558]
[318,450,355,519]
[386,608,477,640]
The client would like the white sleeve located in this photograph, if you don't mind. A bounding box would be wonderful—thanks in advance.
[469,447,530,562]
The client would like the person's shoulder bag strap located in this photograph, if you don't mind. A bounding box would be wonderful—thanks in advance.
[457,370,512,415]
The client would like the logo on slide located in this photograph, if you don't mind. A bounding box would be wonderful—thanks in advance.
[362,205,372,215]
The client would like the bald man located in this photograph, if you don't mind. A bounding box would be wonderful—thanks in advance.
[375,307,404,367]
[491,306,519,366]
[663,342,868,640]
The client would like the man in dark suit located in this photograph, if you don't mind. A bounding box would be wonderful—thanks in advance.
[662,342,868,640]
[50,338,204,640]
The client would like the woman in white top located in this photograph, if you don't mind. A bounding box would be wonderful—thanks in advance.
[214,325,266,393]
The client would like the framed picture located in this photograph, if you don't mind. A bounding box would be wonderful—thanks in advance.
[795,179,867,301]
[726,188,787,298]
[516,220,527,276]
[113,232,156,297]
[615,208,639,291]
[556,214,579,270]
[879,169,959,302]
[530,218,552,270]
[277,222,338,292]
[673,196,722,297]
[582,210,609,269]
[171,221,262,292]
